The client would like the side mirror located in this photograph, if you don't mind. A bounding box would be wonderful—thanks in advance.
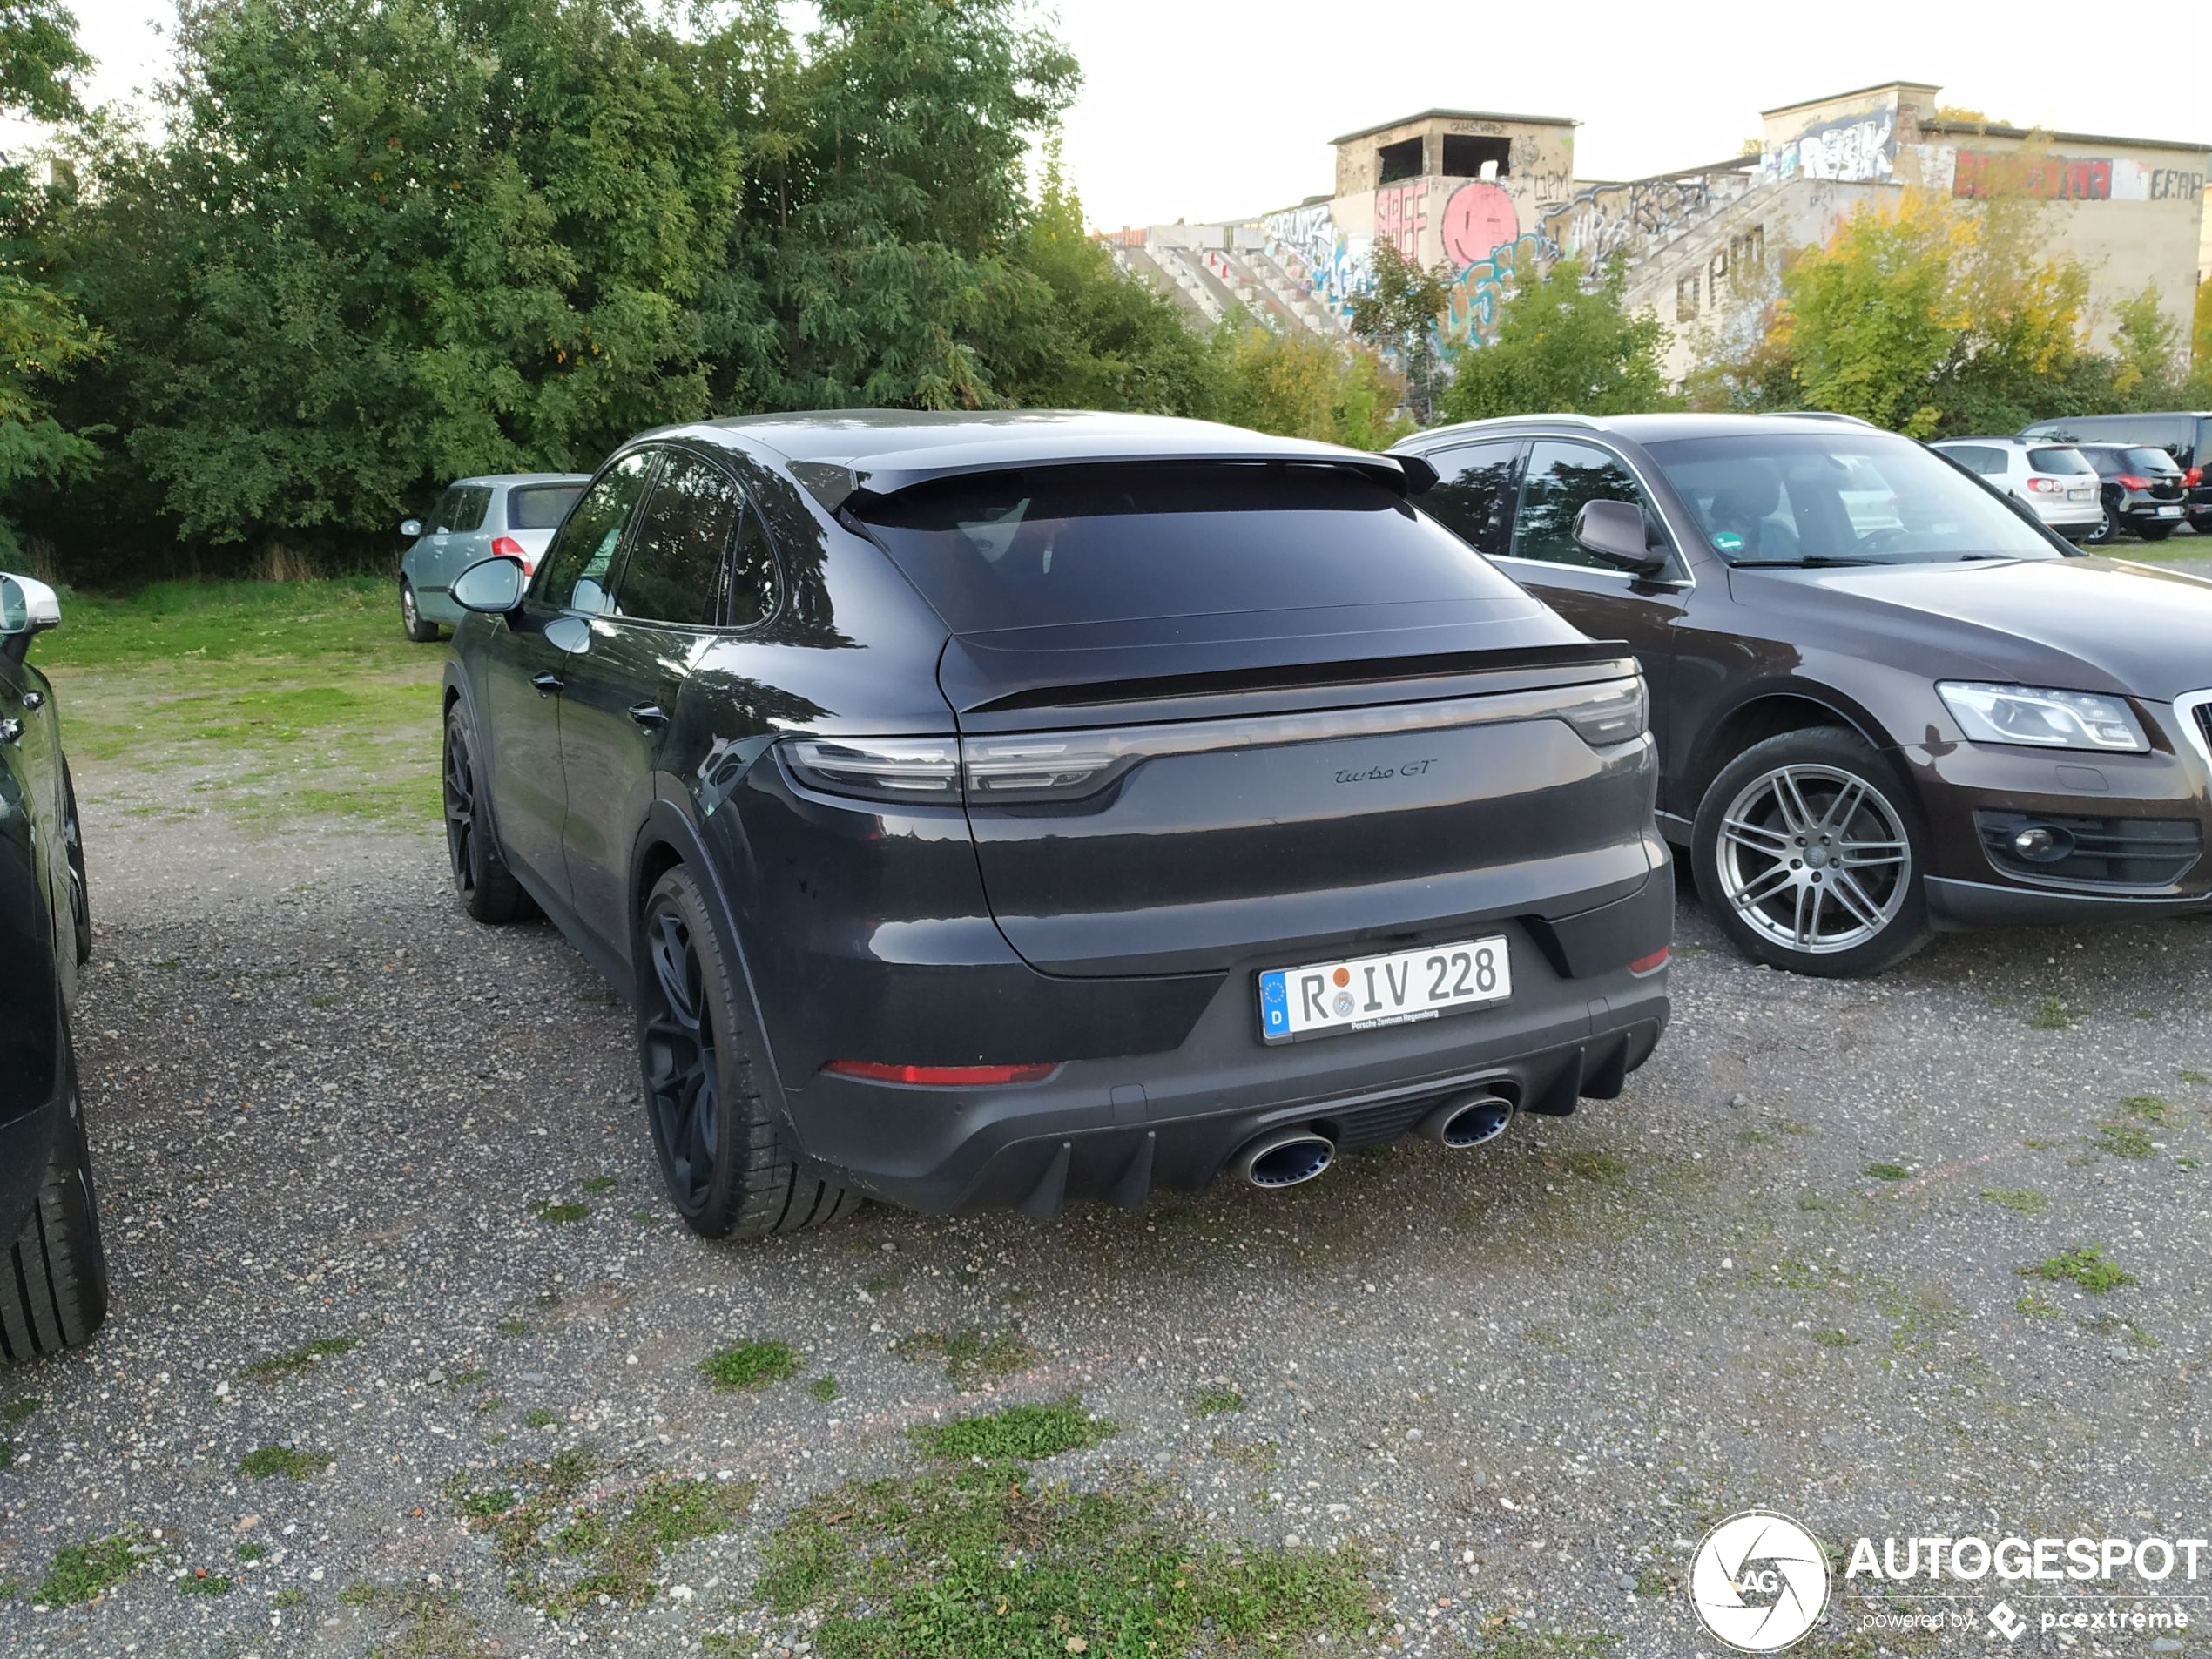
[0,574,61,664]
[1574,499,1669,575]
[399,517,424,540]
[570,575,610,617]
[451,556,527,616]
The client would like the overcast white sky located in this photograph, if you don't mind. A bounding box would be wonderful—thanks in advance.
[23,0,2212,229]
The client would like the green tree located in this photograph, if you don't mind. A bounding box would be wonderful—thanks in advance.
[2107,283,2186,409]
[0,0,100,561]
[1207,319,1408,450]
[1347,239,1450,421]
[1439,255,1673,423]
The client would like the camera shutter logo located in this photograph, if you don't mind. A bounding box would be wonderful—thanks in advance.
[1689,1510,1830,1651]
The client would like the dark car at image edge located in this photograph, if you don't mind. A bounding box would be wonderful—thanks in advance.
[1393,411,2212,977]
[440,411,1672,1234]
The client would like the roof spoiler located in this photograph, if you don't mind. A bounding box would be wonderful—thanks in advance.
[792,447,1437,515]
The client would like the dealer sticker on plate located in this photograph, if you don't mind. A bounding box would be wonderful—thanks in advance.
[1258,936,1510,1044]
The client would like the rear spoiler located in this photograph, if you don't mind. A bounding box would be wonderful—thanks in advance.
[792,445,1436,515]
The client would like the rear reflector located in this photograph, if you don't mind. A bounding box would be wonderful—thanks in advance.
[1629,947,1669,974]
[824,1060,1055,1086]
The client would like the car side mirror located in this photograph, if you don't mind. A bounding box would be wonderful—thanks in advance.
[0,574,62,662]
[1574,499,1668,574]
[399,517,423,540]
[451,556,527,616]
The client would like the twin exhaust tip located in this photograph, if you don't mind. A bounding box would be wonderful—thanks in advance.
[1234,1090,1516,1190]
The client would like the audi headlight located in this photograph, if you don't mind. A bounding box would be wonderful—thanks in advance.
[1936,682,2148,752]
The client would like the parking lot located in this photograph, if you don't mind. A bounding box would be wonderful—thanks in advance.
[5,589,2212,1657]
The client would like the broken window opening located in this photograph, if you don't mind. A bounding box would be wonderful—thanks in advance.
[1441,134,1512,180]
[1377,137,1425,185]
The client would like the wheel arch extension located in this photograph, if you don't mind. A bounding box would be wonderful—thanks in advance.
[1683,686,1893,817]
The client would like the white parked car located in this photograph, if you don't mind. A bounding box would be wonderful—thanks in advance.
[1931,437,2101,542]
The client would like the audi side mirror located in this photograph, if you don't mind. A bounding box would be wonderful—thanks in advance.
[1574,499,1668,574]
[451,556,527,616]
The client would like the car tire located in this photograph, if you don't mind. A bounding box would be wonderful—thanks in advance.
[62,765,90,968]
[2082,500,2119,546]
[442,708,532,924]
[401,579,441,643]
[1692,727,1931,979]
[2138,523,2176,543]
[635,864,857,1239]
[0,1055,111,1362]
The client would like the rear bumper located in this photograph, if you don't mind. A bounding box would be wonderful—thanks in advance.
[777,869,1672,1215]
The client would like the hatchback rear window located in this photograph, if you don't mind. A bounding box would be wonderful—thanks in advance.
[509,484,584,530]
[2027,448,2093,474]
[2123,448,2182,475]
[853,463,1498,634]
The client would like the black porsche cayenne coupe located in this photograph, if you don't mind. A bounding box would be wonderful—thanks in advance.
[441,411,1672,1235]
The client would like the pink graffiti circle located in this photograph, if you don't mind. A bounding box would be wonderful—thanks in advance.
[1441,181,1519,269]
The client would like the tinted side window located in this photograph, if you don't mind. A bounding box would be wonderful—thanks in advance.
[1420,442,1518,554]
[617,452,740,628]
[727,504,778,629]
[535,452,652,612]
[1509,441,1654,570]
[448,486,492,533]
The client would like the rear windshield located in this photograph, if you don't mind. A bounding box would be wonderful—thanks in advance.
[509,483,584,530]
[1644,432,2060,565]
[2027,447,2094,475]
[853,463,1501,633]
[2124,448,2183,475]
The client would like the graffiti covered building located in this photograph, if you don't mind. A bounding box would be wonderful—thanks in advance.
[1107,80,2209,386]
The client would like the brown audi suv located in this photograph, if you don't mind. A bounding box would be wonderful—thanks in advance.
[1396,412,2212,977]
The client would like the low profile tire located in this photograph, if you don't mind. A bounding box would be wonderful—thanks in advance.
[442,709,531,924]
[2138,523,2176,543]
[0,1056,110,1362]
[400,579,441,643]
[1692,727,1931,979]
[636,865,857,1239]
[62,765,90,968]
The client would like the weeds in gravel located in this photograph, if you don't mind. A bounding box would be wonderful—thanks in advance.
[895,1326,1037,1389]
[2119,1095,2174,1121]
[2091,1122,2156,1159]
[1190,1385,1245,1416]
[178,1569,233,1595]
[1865,1162,1912,1182]
[239,1335,357,1381]
[2021,1245,2136,1294]
[579,1175,617,1192]
[449,1447,753,1616]
[2182,1069,2211,1086]
[808,1376,840,1402]
[1981,1188,2049,1216]
[271,1588,307,1608]
[3,1397,38,1426]
[2027,995,2079,1030]
[523,1408,558,1429]
[337,1583,490,1656]
[495,1318,529,1338]
[37,1530,144,1606]
[913,1399,1115,1462]
[756,1457,1373,1659]
[239,1443,334,1480]
[1811,1329,1859,1348]
[535,1202,590,1224]
[1467,1633,1622,1657]
[235,1542,266,1561]
[1562,1150,1629,1184]
[2015,1291,2061,1319]
[699,1339,799,1393]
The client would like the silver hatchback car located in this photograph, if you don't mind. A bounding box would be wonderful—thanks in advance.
[1930,437,2101,542]
[398,474,589,641]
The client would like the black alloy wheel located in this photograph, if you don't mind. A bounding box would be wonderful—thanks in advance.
[442,710,529,922]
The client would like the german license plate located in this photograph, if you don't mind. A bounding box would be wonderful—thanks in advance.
[2156,504,2182,516]
[1258,936,1510,1044]
[2067,486,2094,501]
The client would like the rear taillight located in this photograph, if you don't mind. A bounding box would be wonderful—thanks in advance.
[490,534,530,572]
[2026,476,2060,494]
[2115,475,2149,489]
[1629,947,1669,975]
[824,1060,1055,1086]
[2187,467,2203,488]
[782,737,960,802]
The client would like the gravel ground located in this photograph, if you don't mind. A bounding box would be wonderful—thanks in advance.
[4,725,2212,1657]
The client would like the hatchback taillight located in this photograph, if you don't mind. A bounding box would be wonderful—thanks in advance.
[2188,466,2204,488]
[2115,475,2149,489]
[490,534,530,571]
[2026,476,2060,493]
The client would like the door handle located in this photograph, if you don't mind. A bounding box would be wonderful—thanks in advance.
[0,718,20,745]
[628,703,668,729]
[532,672,563,697]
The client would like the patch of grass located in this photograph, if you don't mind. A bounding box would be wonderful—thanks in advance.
[1811,1329,1859,1349]
[700,1339,799,1393]
[1562,1150,1629,1184]
[2181,1069,2210,1086]
[2092,1122,2156,1159]
[1865,1162,1912,1182]
[37,1532,142,1606]
[1211,1434,1281,1474]
[2016,1290,2061,1318]
[2080,1312,2161,1349]
[271,1588,307,1608]
[335,1583,489,1656]
[2027,995,2079,1030]
[702,1635,757,1657]
[2119,1094,2174,1121]
[234,1542,266,1562]
[895,1327,1037,1389]
[580,1175,617,1193]
[535,1202,590,1225]
[448,1367,490,1390]
[495,1318,529,1339]
[238,1335,357,1382]
[1189,1385,1245,1417]
[756,1460,1372,1658]
[1634,1567,1670,1597]
[1981,1187,2049,1216]
[340,1581,381,1607]
[523,1407,559,1430]
[239,1443,334,1480]
[179,1569,233,1596]
[861,1270,906,1297]
[2020,1245,2136,1294]
[2,1397,39,1427]
[914,1399,1116,1463]
[808,1376,840,1402]
[452,1448,752,1616]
